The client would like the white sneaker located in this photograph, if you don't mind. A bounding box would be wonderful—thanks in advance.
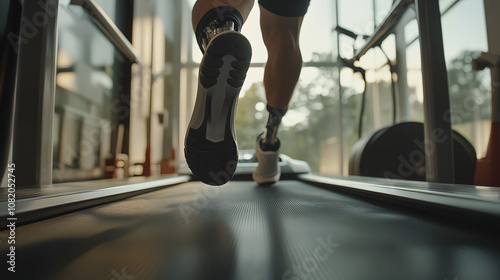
[253,134,281,184]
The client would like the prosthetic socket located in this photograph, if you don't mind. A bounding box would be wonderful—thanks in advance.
[261,105,287,150]
[195,6,244,53]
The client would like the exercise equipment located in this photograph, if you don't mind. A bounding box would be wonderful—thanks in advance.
[349,122,476,184]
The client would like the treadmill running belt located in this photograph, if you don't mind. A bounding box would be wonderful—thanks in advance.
[1,181,499,280]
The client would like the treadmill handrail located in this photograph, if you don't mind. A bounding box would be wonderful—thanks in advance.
[0,175,190,228]
[353,0,414,61]
[71,0,141,64]
[298,174,500,220]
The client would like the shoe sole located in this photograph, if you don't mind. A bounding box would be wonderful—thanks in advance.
[185,31,252,185]
[252,173,281,185]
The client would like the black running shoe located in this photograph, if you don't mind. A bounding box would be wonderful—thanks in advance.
[185,31,252,185]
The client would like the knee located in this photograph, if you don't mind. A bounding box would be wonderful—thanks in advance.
[263,28,301,55]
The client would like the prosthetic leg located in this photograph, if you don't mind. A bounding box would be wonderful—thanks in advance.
[253,105,286,184]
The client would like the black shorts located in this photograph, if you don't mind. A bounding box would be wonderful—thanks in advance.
[258,0,311,17]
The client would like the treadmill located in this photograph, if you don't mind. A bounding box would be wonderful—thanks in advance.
[2,0,500,279]
[1,153,500,280]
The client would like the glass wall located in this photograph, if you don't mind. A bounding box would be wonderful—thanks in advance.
[53,2,120,182]
[51,0,182,182]
[405,36,425,123]
[440,0,490,158]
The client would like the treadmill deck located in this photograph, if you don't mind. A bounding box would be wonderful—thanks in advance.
[1,180,499,280]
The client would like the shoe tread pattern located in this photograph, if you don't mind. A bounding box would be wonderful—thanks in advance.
[186,32,251,185]
[200,32,251,89]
